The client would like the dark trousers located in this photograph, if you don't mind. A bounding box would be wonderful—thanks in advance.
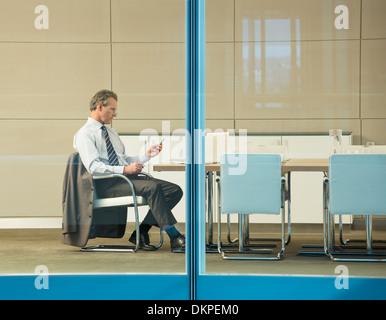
[94,174,183,229]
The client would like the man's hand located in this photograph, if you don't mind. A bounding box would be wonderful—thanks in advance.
[146,144,163,158]
[124,162,144,175]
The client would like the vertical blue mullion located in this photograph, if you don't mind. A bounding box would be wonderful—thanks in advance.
[185,0,192,300]
[196,0,206,280]
[186,0,205,300]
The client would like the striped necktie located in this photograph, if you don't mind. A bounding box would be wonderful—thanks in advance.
[101,125,119,166]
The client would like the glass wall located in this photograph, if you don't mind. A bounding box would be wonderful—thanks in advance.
[1,0,386,300]
[203,0,386,280]
[0,0,188,290]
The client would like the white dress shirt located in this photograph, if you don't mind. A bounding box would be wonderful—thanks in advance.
[73,117,149,176]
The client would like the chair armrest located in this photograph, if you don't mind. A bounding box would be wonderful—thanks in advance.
[92,172,153,197]
[138,172,154,179]
[92,174,137,197]
[322,171,329,184]
[93,171,153,180]
[92,173,132,182]
[280,176,290,202]
[92,174,123,180]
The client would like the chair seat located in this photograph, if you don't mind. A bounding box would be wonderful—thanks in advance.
[93,196,147,209]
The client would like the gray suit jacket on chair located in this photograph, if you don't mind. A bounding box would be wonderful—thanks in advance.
[61,152,127,247]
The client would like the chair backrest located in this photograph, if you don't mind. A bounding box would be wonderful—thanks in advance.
[329,154,386,215]
[221,154,282,215]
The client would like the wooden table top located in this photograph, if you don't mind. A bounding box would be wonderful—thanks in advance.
[281,158,329,173]
[153,158,329,173]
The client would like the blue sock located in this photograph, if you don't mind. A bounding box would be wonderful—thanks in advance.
[164,225,181,241]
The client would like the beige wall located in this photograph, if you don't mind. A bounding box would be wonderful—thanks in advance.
[0,0,385,218]
[206,0,386,145]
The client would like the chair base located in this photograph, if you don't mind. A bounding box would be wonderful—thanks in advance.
[172,249,185,253]
[81,245,138,252]
[218,212,287,261]
[221,249,284,261]
[298,244,327,256]
[328,251,386,262]
[328,215,386,262]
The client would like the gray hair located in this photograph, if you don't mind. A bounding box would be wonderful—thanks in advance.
[89,89,118,111]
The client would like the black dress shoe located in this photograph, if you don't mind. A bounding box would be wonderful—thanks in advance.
[129,231,157,251]
[170,235,185,252]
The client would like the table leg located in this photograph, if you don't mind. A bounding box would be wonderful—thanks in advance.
[206,171,220,253]
[286,172,291,245]
[207,171,213,246]
[366,215,372,254]
[298,172,332,256]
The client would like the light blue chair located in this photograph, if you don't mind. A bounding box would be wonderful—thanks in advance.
[326,154,386,262]
[218,154,287,260]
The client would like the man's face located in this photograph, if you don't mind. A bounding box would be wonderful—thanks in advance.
[100,97,117,124]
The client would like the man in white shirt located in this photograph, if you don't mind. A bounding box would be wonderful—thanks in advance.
[74,89,184,252]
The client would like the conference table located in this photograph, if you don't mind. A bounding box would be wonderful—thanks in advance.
[153,158,329,174]
[153,158,330,254]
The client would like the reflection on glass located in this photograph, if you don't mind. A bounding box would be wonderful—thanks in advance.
[237,15,358,117]
[241,18,301,109]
